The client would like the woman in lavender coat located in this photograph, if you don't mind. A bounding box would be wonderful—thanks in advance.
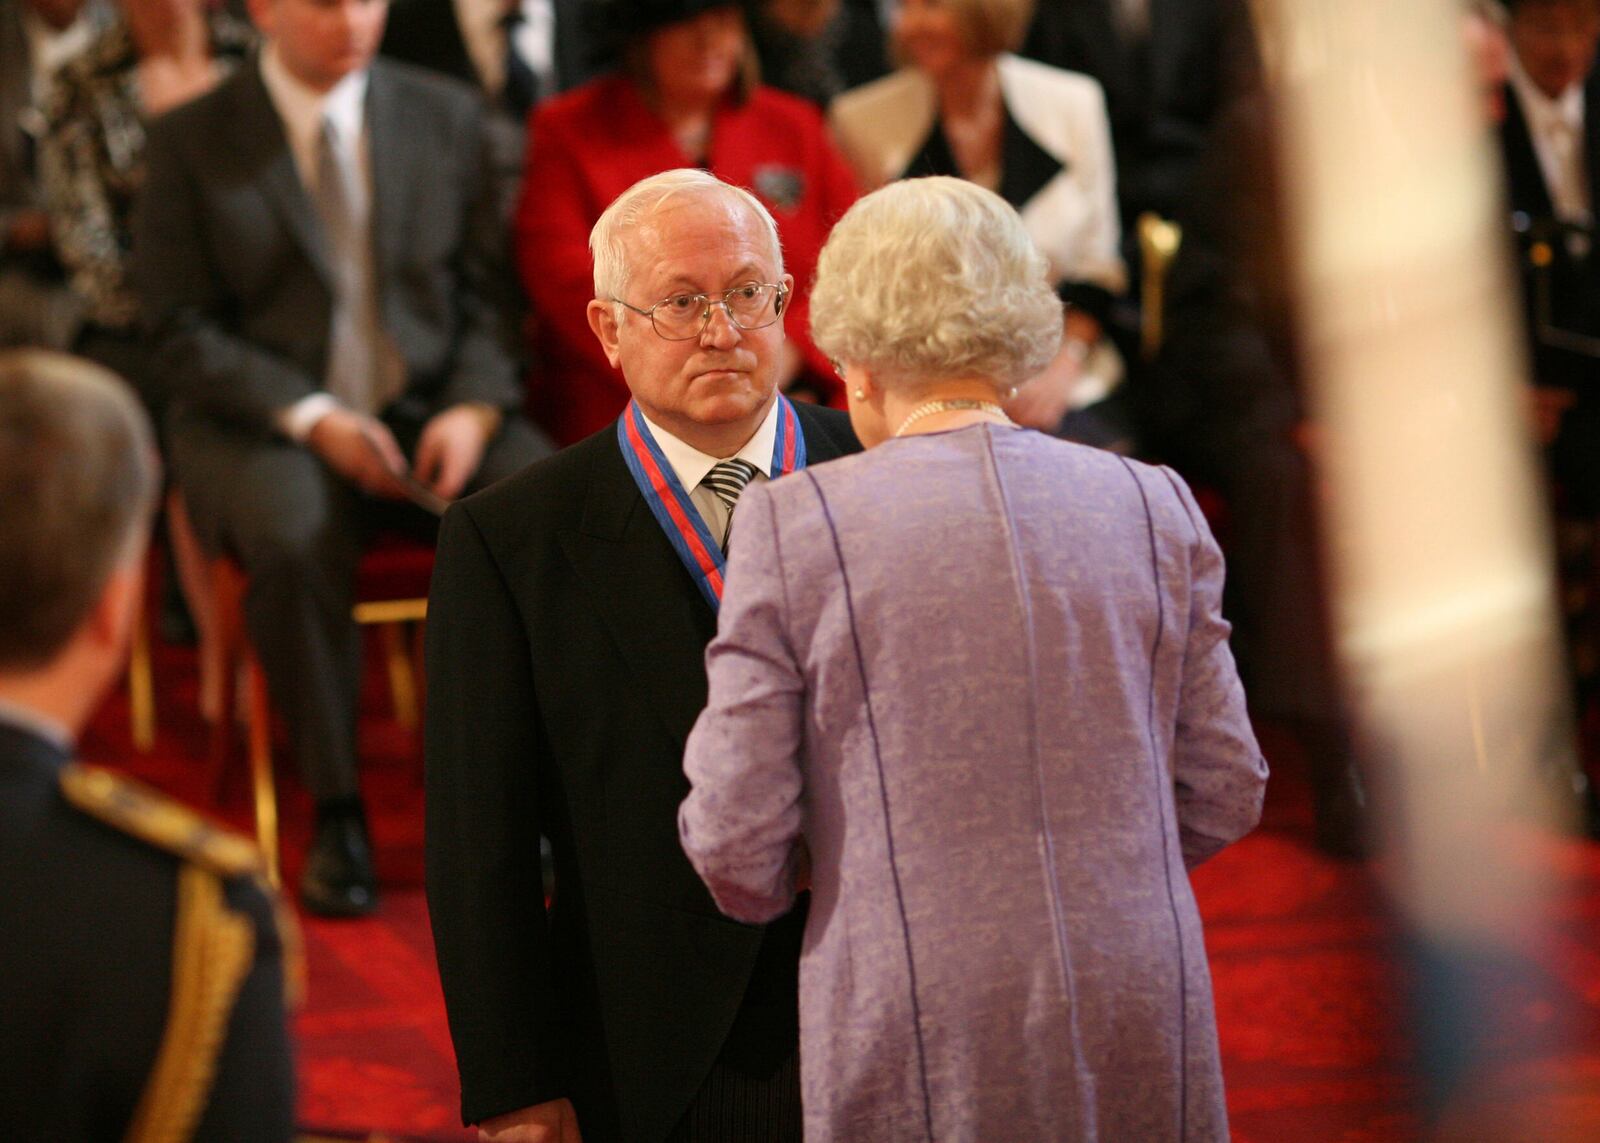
[679,177,1268,1142]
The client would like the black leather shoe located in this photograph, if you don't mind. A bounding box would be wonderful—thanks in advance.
[301,812,378,917]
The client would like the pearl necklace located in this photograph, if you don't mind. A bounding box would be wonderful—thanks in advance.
[893,399,1014,438]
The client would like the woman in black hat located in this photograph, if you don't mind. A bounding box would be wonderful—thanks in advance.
[512,0,859,446]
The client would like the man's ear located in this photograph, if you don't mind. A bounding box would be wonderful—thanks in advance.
[587,300,624,369]
[87,555,145,664]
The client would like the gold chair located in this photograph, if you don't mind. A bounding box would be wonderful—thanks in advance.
[1137,212,1184,362]
[206,535,433,888]
[126,582,156,753]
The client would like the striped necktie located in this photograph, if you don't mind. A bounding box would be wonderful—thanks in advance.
[702,458,760,549]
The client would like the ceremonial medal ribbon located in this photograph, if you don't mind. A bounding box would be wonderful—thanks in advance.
[617,395,807,610]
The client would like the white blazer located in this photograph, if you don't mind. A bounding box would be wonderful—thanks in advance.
[829,54,1127,296]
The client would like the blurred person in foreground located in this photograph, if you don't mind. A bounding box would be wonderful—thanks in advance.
[0,350,294,1142]
[679,177,1268,1141]
[829,0,1129,441]
[426,169,858,1142]
[514,0,858,445]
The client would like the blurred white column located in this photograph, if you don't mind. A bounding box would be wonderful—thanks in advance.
[1267,0,1574,943]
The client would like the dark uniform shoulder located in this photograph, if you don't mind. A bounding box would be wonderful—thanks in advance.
[58,763,264,879]
[55,765,300,1140]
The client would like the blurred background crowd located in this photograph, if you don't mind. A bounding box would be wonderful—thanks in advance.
[3,0,1598,900]
[9,2,1600,1139]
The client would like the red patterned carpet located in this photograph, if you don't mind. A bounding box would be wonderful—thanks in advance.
[79,635,1600,1142]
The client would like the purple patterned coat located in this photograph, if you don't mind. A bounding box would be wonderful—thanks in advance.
[680,425,1267,1141]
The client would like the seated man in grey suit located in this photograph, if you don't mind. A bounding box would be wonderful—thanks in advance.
[134,0,551,917]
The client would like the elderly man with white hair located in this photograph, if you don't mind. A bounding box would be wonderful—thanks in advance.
[424,168,858,1143]
[679,176,1268,1141]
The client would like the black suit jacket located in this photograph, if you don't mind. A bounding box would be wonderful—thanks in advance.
[134,56,522,436]
[0,721,293,1141]
[1499,75,1600,391]
[1021,0,1258,224]
[425,405,859,1141]
[1500,74,1600,222]
[380,0,596,98]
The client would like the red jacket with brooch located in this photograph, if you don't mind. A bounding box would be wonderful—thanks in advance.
[514,74,859,445]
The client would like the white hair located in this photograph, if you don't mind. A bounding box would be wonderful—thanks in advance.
[589,169,785,302]
[809,177,1063,391]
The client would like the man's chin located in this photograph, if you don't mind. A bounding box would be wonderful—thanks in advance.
[688,382,776,424]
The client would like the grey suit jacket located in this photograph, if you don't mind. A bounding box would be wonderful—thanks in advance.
[134,55,522,435]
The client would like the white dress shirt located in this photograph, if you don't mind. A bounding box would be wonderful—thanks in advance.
[455,0,556,98]
[1510,53,1591,224]
[638,398,781,544]
[21,4,97,105]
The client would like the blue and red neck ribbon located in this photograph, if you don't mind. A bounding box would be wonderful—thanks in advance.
[617,395,807,611]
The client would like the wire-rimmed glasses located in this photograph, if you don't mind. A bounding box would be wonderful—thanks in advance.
[611,282,789,341]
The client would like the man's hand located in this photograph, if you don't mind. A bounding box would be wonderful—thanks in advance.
[1530,386,1577,446]
[1008,309,1102,431]
[1007,340,1085,431]
[479,1099,583,1143]
[414,403,498,501]
[307,407,409,498]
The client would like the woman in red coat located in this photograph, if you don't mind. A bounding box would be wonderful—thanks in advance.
[515,0,860,445]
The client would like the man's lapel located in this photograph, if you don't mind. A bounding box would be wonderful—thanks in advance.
[560,434,718,749]
[1501,87,1556,219]
[1583,75,1600,226]
[237,62,337,287]
[560,406,854,748]
[365,62,416,289]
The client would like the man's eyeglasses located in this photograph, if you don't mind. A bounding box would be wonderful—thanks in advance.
[611,282,789,341]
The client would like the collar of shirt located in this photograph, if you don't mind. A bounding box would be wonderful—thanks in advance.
[639,398,780,544]
[21,5,98,103]
[638,397,781,494]
[259,43,370,189]
[454,0,556,95]
[1511,53,1585,142]
[0,697,74,756]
